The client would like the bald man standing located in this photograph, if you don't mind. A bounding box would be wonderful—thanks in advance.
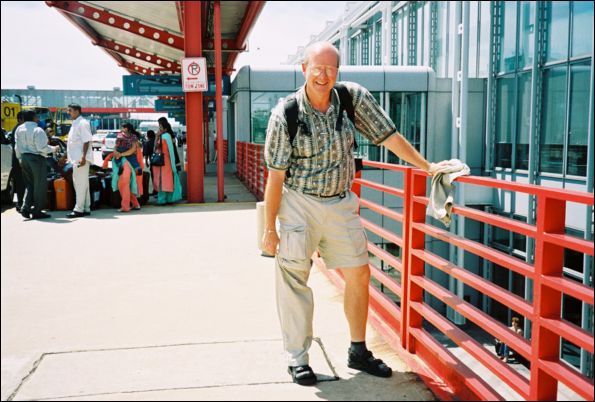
[263,42,440,386]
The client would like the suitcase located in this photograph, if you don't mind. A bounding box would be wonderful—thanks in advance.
[88,175,102,210]
[139,171,150,205]
[54,177,74,210]
[100,174,113,207]
[111,190,122,208]
[46,176,56,211]
[179,170,187,199]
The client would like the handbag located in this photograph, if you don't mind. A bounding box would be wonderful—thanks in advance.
[150,152,165,166]
[150,136,165,166]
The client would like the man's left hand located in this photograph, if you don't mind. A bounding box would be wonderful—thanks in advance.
[79,158,86,167]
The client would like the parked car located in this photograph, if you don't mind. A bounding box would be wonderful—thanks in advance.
[101,132,118,160]
[92,129,118,150]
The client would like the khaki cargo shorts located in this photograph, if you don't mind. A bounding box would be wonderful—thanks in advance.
[277,187,369,270]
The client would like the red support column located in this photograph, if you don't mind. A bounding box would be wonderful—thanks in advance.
[184,1,204,202]
[529,195,566,400]
[406,169,427,353]
[214,1,225,202]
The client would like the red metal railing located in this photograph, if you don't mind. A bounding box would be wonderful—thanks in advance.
[236,141,267,200]
[235,147,594,400]
[314,160,594,401]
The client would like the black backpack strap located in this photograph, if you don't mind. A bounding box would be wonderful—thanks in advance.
[334,83,357,150]
[283,94,299,147]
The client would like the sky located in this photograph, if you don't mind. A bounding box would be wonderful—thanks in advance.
[0,1,348,91]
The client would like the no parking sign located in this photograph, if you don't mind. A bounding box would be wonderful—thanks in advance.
[181,57,207,92]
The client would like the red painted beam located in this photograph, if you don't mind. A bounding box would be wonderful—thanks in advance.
[176,1,185,33]
[49,6,130,74]
[46,1,184,50]
[97,39,181,71]
[226,1,265,70]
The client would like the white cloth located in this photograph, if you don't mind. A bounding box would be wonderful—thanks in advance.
[72,161,91,213]
[67,116,93,163]
[14,122,56,158]
[427,159,470,227]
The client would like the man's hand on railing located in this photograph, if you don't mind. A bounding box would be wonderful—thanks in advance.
[262,229,279,256]
[427,160,453,176]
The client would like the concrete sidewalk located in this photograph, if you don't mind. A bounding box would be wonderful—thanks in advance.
[1,202,435,401]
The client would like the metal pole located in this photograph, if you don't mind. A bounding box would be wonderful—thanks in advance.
[448,0,464,325]
[214,1,225,202]
[581,24,595,378]
[454,0,470,325]
[184,1,205,202]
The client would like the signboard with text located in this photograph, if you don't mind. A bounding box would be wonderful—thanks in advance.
[181,57,208,92]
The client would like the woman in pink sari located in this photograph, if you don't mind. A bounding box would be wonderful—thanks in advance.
[151,117,182,205]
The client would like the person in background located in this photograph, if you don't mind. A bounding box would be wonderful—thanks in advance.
[65,104,93,218]
[114,123,142,176]
[6,112,26,212]
[14,110,59,219]
[496,317,523,362]
[143,129,155,167]
[152,117,182,205]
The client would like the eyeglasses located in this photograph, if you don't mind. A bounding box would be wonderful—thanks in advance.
[308,65,338,77]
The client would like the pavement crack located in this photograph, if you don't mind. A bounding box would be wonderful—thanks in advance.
[7,353,47,401]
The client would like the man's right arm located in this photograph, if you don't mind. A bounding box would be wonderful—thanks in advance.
[262,169,285,256]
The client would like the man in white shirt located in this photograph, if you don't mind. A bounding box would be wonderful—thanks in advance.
[65,104,93,218]
[15,110,59,219]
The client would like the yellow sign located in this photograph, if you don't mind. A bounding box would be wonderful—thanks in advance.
[1,102,21,132]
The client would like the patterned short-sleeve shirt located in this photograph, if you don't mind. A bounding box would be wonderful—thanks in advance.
[264,81,396,197]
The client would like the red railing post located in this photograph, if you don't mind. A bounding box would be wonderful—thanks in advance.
[529,194,566,400]
[405,169,427,353]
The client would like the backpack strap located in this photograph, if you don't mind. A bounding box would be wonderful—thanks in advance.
[283,94,299,147]
[334,83,357,150]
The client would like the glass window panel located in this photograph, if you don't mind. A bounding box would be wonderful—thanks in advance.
[567,63,590,176]
[435,2,448,76]
[250,92,289,144]
[417,3,423,65]
[403,11,409,65]
[516,72,532,170]
[405,93,422,151]
[499,1,518,73]
[495,76,516,168]
[362,29,370,65]
[374,20,382,65]
[546,1,570,62]
[540,66,568,174]
[572,1,594,57]
[468,2,478,77]
[479,1,491,77]
[391,12,399,65]
[518,1,535,69]
[350,36,358,65]
[493,225,511,248]
[423,2,430,67]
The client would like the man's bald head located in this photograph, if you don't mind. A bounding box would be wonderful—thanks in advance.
[302,42,340,67]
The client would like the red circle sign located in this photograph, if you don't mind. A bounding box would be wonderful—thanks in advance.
[188,62,200,75]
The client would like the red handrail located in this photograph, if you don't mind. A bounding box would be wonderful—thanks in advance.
[236,141,267,201]
[236,146,594,400]
[315,159,593,401]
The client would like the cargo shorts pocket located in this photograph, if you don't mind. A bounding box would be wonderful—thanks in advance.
[348,227,368,256]
[279,224,308,260]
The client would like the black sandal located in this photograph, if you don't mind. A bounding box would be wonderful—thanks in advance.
[288,365,317,386]
[348,350,392,378]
